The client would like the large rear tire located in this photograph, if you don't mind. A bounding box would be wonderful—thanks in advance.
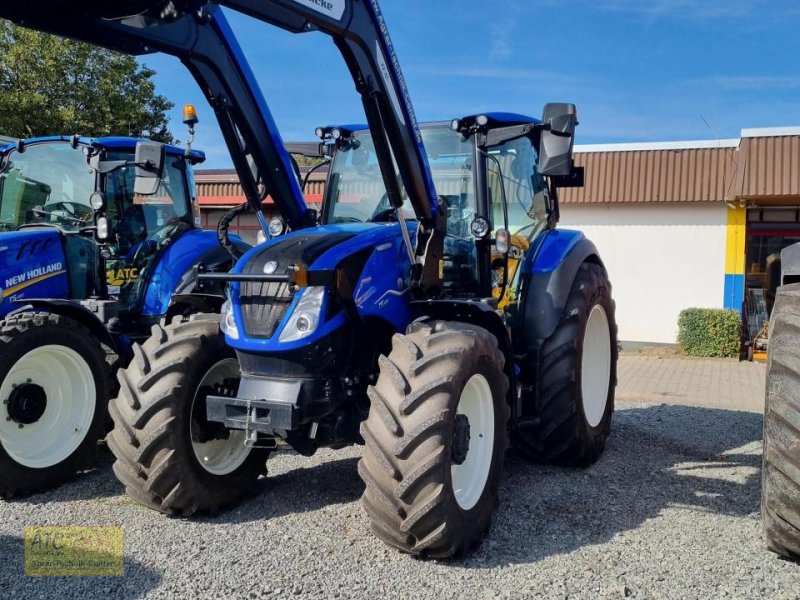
[512,262,618,466]
[108,315,267,515]
[762,283,800,560]
[0,312,109,498]
[358,320,509,558]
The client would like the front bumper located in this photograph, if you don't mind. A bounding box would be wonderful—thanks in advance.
[206,374,332,435]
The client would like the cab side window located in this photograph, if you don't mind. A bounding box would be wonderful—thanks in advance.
[487,137,547,238]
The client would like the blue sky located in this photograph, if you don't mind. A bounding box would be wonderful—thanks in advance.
[143,0,800,168]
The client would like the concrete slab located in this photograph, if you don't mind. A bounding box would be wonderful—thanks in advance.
[616,355,766,413]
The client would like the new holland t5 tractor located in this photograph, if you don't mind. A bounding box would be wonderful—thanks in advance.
[0,130,247,498]
[1,1,618,557]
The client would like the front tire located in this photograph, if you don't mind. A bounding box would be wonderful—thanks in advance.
[512,262,618,466]
[107,315,267,515]
[762,283,800,560]
[358,321,509,558]
[0,312,109,499]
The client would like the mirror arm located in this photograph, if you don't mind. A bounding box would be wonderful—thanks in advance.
[547,178,560,229]
[483,123,545,148]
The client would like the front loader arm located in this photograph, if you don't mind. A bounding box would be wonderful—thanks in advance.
[2,0,443,289]
[0,3,311,230]
[219,0,439,224]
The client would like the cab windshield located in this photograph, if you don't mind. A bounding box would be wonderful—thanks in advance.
[0,142,96,232]
[324,126,477,232]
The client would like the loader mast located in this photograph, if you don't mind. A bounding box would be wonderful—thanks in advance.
[0,0,442,288]
[219,0,439,223]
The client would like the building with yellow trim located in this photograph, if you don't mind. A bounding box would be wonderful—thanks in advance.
[195,126,800,345]
[557,126,800,344]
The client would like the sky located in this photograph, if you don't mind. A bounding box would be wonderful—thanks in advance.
[142,0,800,168]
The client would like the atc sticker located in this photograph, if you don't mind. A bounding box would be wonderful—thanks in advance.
[107,267,139,287]
[24,526,124,577]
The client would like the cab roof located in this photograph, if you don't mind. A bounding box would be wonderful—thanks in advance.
[0,135,205,164]
[340,113,541,134]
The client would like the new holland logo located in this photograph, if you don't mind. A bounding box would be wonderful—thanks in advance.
[1,262,65,299]
[290,0,345,20]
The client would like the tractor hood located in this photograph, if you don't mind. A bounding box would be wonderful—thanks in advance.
[231,223,414,275]
[228,222,416,352]
[0,229,69,317]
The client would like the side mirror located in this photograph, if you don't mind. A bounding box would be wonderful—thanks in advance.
[538,103,578,177]
[134,141,166,196]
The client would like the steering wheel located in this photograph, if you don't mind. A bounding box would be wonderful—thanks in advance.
[33,201,93,225]
[128,220,181,268]
[369,193,398,222]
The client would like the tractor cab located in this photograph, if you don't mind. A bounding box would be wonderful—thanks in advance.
[315,111,581,310]
[0,135,205,317]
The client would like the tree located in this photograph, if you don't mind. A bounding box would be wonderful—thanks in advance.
[0,22,175,142]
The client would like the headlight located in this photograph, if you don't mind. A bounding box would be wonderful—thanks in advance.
[96,216,110,241]
[279,286,325,343]
[89,191,105,211]
[268,217,285,237]
[220,299,239,340]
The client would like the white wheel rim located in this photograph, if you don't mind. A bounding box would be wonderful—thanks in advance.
[0,345,96,469]
[581,304,612,428]
[451,374,495,511]
[190,359,252,476]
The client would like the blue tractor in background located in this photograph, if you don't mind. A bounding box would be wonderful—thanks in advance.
[0,131,245,498]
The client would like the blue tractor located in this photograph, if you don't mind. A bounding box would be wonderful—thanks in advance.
[1,1,618,557]
[0,132,246,498]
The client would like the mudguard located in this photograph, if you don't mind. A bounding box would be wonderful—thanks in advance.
[0,230,69,319]
[411,298,519,418]
[7,299,117,351]
[141,229,245,317]
[517,229,605,353]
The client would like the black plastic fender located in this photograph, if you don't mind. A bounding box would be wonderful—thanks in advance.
[6,300,117,352]
[516,236,605,356]
[165,293,226,322]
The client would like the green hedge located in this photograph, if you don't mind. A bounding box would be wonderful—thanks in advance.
[677,308,742,358]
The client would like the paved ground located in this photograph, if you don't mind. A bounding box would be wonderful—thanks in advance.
[1,355,796,600]
[617,354,766,412]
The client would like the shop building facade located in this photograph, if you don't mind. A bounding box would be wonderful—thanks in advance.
[195,126,800,345]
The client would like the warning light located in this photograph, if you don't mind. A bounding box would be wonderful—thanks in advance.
[183,104,199,126]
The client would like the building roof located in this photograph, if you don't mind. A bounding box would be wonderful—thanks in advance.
[562,146,737,204]
[195,126,800,208]
[564,126,800,204]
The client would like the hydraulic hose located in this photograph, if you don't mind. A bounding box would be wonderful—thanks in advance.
[217,202,250,260]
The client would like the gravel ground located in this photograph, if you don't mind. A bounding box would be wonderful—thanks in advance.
[1,401,798,599]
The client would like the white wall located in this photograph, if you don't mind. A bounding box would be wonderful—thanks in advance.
[558,203,728,344]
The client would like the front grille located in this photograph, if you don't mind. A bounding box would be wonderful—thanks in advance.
[236,231,357,340]
[240,280,293,339]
